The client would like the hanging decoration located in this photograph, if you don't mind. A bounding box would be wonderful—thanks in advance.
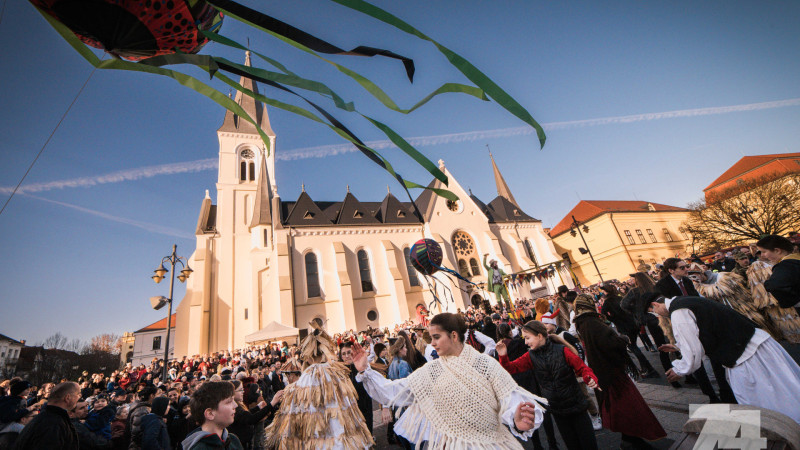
[29,0,546,202]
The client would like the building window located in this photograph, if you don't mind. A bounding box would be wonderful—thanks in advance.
[244,308,248,320]
[647,229,657,243]
[403,248,420,287]
[663,228,674,242]
[678,227,690,240]
[524,239,538,266]
[305,252,321,298]
[240,161,247,181]
[249,162,255,181]
[152,336,161,350]
[239,149,255,181]
[458,259,470,278]
[624,230,635,245]
[263,229,269,247]
[357,250,374,293]
[452,231,480,277]
[469,258,481,276]
[635,229,646,244]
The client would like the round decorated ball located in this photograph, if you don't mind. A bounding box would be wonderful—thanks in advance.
[409,239,443,275]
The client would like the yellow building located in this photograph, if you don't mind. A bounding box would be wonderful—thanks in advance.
[549,201,692,286]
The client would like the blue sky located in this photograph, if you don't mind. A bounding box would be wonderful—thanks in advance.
[1,1,799,345]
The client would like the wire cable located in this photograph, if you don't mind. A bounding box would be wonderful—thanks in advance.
[0,65,98,218]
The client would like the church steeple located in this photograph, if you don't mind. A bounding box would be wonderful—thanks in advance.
[218,51,276,137]
[249,148,272,228]
[489,149,519,206]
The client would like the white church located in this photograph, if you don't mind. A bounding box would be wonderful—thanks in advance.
[174,53,573,357]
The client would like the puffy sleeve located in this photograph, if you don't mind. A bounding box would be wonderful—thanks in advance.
[355,366,414,407]
[669,309,705,376]
[474,330,497,356]
[489,359,546,440]
[764,262,800,309]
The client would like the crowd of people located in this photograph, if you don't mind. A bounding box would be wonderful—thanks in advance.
[1,233,799,449]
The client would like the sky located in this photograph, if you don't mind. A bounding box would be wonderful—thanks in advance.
[1,1,799,345]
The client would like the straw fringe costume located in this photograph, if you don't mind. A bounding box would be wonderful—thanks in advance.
[747,260,800,343]
[694,271,780,339]
[264,322,374,450]
[357,343,547,449]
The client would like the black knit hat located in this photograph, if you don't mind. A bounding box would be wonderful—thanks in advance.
[10,380,31,397]
[151,396,170,418]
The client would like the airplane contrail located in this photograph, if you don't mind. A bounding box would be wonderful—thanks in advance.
[22,193,195,240]
[3,97,799,195]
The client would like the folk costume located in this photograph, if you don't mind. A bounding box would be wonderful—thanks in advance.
[552,297,572,331]
[691,268,780,339]
[747,260,800,343]
[264,322,373,450]
[484,255,512,308]
[572,295,667,444]
[665,296,800,424]
[357,343,547,449]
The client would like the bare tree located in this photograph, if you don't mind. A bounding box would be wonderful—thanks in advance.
[89,333,121,355]
[42,332,68,350]
[684,172,800,252]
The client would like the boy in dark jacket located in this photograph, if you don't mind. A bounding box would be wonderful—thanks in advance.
[181,382,242,450]
[86,395,115,439]
[141,396,171,450]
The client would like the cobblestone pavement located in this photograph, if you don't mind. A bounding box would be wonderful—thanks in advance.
[368,341,800,449]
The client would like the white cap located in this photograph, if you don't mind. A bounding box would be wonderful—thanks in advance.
[541,316,557,326]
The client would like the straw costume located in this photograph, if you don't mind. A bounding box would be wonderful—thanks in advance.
[357,343,546,449]
[264,321,373,450]
[747,260,800,343]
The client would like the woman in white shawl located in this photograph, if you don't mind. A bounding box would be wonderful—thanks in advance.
[352,312,546,449]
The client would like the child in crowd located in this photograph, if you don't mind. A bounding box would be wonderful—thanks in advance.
[181,382,242,450]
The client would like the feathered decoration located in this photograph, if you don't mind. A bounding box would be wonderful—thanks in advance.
[694,272,781,339]
[747,261,800,343]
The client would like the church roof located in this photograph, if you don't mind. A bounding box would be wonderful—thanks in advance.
[218,52,276,136]
[549,200,688,238]
[280,192,422,227]
[249,150,272,227]
[486,195,539,222]
[490,152,519,206]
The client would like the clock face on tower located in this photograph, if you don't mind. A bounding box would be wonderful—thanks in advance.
[240,149,255,159]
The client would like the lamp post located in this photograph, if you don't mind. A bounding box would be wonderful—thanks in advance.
[569,215,604,284]
[735,202,762,235]
[151,244,192,383]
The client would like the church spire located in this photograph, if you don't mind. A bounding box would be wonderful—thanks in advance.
[488,147,519,206]
[249,148,272,228]
[218,51,276,137]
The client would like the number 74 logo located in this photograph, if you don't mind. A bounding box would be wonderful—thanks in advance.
[689,404,767,450]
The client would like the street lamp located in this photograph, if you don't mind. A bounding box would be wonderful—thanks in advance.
[151,244,191,383]
[570,215,604,284]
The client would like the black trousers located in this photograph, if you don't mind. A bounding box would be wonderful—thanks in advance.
[624,329,656,374]
[551,411,598,450]
[531,410,558,450]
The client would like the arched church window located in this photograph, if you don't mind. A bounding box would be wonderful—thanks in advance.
[403,247,420,287]
[239,148,255,182]
[469,258,481,276]
[452,231,479,278]
[305,252,321,298]
[357,250,374,293]
[458,259,470,278]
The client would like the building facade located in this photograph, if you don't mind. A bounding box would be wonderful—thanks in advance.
[131,314,175,367]
[703,152,800,201]
[173,53,570,357]
[550,201,692,286]
[0,334,24,378]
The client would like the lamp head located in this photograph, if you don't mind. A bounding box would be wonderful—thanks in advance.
[154,265,168,278]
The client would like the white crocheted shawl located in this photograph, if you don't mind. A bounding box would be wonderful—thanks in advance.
[396,344,543,449]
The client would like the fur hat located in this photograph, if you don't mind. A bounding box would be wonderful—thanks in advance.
[573,294,597,316]
[534,298,550,315]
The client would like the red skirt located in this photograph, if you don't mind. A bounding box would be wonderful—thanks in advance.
[598,372,666,441]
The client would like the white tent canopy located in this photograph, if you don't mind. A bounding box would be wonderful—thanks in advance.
[244,321,300,344]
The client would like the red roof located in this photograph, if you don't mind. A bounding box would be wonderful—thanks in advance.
[136,314,176,333]
[549,200,688,238]
[704,152,800,198]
